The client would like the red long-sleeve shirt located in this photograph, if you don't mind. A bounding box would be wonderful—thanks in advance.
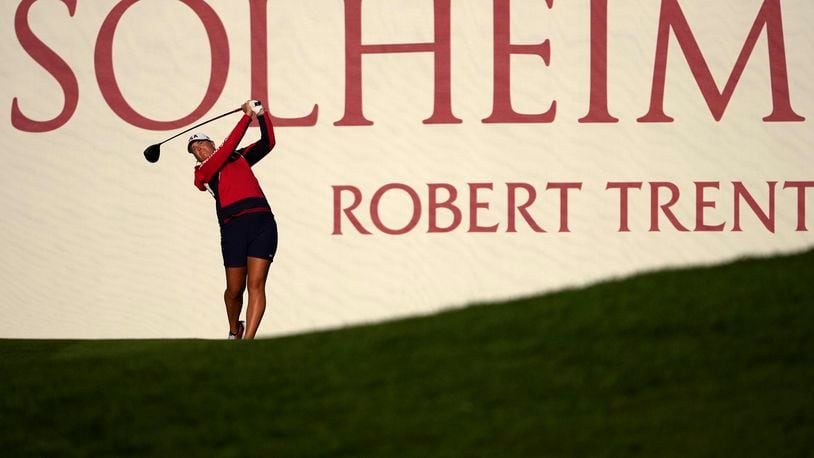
[194,113,276,225]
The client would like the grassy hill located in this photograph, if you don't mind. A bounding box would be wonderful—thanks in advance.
[1,249,812,457]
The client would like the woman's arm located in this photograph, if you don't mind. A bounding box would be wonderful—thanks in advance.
[194,113,253,191]
[242,110,276,167]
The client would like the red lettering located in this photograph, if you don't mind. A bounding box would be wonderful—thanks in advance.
[579,0,618,123]
[468,183,499,232]
[483,0,555,123]
[428,183,462,233]
[332,185,371,235]
[783,181,814,232]
[95,0,229,130]
[650,182,689,232]
[694,181,725,232]
[607,181,643,232]
[639,0,804,123]
[249,0,318,127]
[370,184,422,235]
[733,181,776,233]
[546,182,582,232]
[335,0,460,126]
[12,0,79,133]
[507,183,545,232]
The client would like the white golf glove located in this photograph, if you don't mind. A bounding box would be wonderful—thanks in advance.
[248,99,263,115]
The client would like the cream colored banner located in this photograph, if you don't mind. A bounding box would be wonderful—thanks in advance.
[1,0,812,338]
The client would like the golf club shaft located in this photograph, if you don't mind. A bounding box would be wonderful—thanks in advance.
[158,107,242,145]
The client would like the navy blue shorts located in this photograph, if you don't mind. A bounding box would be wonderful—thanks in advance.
[220,212,278,267]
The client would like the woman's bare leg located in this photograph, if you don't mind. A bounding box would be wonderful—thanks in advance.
[244,257,272,339]
[224,266,247,335]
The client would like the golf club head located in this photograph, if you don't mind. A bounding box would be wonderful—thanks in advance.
[144,144,161,163]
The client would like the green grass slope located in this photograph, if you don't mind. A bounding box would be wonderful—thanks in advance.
[2,250,813,457]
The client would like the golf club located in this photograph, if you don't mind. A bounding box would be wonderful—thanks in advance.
[143,101,260,163]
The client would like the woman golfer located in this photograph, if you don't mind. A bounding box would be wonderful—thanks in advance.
[188,100,277,340]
